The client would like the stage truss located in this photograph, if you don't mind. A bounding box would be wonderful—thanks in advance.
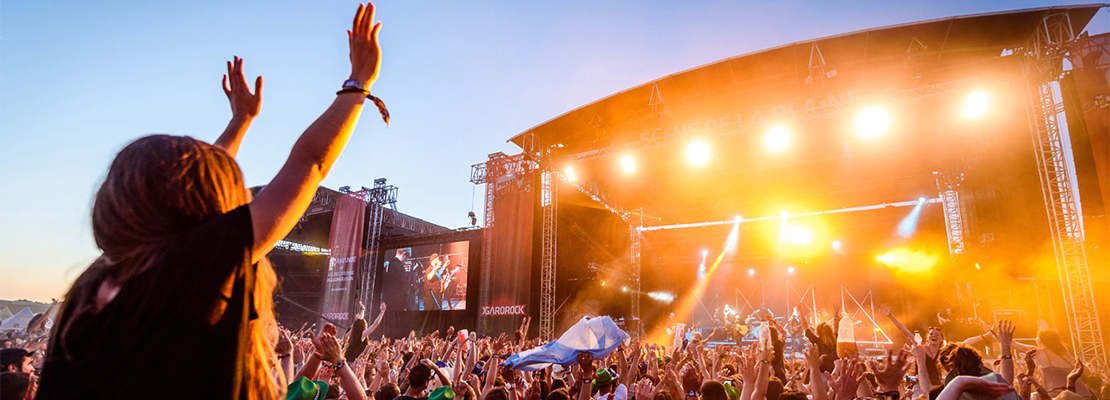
[358,179,397,321]
[1023,12,1107,374]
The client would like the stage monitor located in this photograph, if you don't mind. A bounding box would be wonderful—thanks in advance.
[381,240,470,311]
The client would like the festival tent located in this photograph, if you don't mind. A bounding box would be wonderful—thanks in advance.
[0,307,12,321]
[0,307,35,331]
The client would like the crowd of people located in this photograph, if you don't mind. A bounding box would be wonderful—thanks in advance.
[1,1,1107,400]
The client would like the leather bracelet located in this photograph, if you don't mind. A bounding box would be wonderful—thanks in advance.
[336,88,390,126]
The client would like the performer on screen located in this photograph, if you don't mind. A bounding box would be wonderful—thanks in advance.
[382,248,411,311]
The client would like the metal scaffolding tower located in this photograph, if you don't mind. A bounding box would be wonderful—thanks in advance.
[359,178,397,319]
[539,170,558,341]
[629,212,643,339]
[1023,12,1107,374]
[934,171,967,257]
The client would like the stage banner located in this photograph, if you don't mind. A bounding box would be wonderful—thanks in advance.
[321,192,367,324]
[480,163,535,334]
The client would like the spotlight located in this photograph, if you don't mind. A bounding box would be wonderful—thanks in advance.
[601,280,606,286]
[564,166,577,182]
[785,226,813,245]
[918,197,926,203]
[787,267,795,274]
[622,286,629,292]
[963,91,989,118]
[686,140,711,166]
[620,155,636,173]
[854,106,891,138]
[764,126,791,152]
[748,268,756,276]
[648,292,676,303]
[702,250,709,256]
[832,240,841,250]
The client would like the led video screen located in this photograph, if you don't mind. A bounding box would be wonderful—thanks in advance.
[381,241,469,311]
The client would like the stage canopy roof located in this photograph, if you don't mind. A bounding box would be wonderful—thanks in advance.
[507,5,1106,227]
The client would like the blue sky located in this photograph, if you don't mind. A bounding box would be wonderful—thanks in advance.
[2,1,1106,302]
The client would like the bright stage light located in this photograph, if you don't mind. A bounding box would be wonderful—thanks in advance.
[918,197,926,203]
[963,91,989,118]
[622,286,629,292]
[897,201,926,238]
[787,267,795,274]
[648,292,676,303]
[601,280,606,286]
[764,126,791,152]
[702,249,708,256]
[748,268,756,276]
[785,226,813,245]
[854,106,892,138]
[564,166,576,182]
[686,140,711,166]
[620,155,636,173]
[832,240,842,250]
[877,248,938,273]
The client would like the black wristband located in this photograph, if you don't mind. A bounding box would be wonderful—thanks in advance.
[336,88,390,125]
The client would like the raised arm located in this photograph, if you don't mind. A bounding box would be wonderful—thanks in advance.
[879,304,916,344]
[249,2,382,263]
[363,302,387,341]
[214,56,263,157]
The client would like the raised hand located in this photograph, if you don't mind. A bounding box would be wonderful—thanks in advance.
[275,329,294,356]
[636,377,656,400]
[347,2,383,88]
[830,358,866,400]
[222,56,263,119]
[318,332,344,364]
[879,304,892,316]
[995,320,1014,347]
[867,350,912,392]
[1066,361,1084,389]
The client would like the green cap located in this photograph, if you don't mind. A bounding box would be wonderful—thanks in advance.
[430,386,456,400]
[593,368,619,388]
[286,376,330,400]
[723,382,741,400]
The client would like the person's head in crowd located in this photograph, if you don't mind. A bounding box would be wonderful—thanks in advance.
[547,388,571,400]
[1036,329,1069,355]
[407,363,433,391]
[653,388,675,400]
[486,387,509,400]
[375,382,400,400]
[765,377,784,400]
[1,372,31,400]
[700,380,728,400]
[720,363,736,376]
[59,134,280,396]
[938,343,985,377]
[778,390,806,400]
[815,323,836,347]
[681,365,701,396]
[0,338,12,349]
[0,349,34,374]
[594,368,620,394]
[926,327,945,347]
[551,378,568,393]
